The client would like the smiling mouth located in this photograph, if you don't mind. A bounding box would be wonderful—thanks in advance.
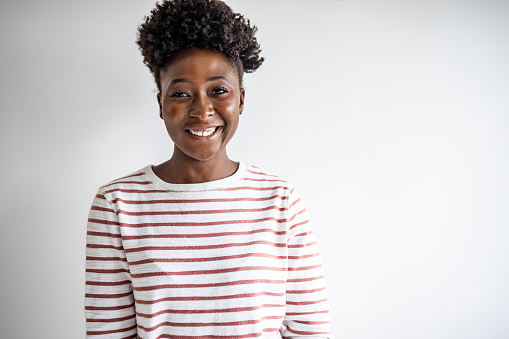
[186,126,222,137]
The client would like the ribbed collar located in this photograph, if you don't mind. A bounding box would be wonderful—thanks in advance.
[143,162,247,192]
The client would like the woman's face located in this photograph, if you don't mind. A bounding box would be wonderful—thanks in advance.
[158,48,244,164]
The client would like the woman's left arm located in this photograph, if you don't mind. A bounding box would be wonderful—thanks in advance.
[282,186,332,338]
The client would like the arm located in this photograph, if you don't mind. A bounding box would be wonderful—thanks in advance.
[282,186,332,338]
[85,188,137,338]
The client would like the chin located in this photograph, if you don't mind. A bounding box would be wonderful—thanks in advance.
[187,151,223,163]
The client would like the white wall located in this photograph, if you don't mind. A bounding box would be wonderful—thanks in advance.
[1,0,508,338]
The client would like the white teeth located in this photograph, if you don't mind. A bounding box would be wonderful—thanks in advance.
[189,127,216,137]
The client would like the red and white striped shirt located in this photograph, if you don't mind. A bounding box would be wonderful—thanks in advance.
[85,163,331,338]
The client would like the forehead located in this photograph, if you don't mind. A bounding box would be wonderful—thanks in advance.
[161,48,239,85]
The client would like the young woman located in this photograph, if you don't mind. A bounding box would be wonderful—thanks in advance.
[85,0,331,338]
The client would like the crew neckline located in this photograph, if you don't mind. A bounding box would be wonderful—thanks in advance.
[143,162,247,192]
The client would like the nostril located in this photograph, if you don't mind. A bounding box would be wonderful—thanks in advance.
[189,109,214,117]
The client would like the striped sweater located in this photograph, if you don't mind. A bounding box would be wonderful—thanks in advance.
[85,162,331,338]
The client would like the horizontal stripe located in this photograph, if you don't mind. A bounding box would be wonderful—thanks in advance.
[288,253,319,260]
[289,208,306,222]
[124,240,286,253]
[133,279,285,292]
[137,304,285,318]
[244,177,286,183]
[130,252,287,265]
[117,205,286,216]
[289,197,302,208]
[118,217,287,228]
[86,256,127,263]
[85,291,134,299]
[286,287,326,294]
[103,180,152,188]
[289,219,309,230]
[86,268,130,274]
[88,218,120,226]
[247,169,280,178]
[137,315,283,331]
[87,243,124,251]
[152,328,278,339]
[87,231,121,238]
[90,205,116,213]
[112,194,288,205]
[287,264,321,272]
[287,275,324,283]
[86,279,131,286]
[86,314,136,323]
[221,185,289,191]
[85,302,135,311]
[104,188,170,194]
[286,298,328,306]
[288,241,317,248]
[130,266,287,279]
[294,231,314,237]
[86,324,136,336]
[285,310,330,316]
[135,292,285,304]
[121,228,286,241]
[286,324,330,336]
[293,320,330,325]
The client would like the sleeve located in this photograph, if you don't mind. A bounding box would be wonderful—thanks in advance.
[85,188,137,338]
[281,186,332,338]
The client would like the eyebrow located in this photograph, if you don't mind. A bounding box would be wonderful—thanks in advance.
[206,76,231,85]
[167,76,231,88]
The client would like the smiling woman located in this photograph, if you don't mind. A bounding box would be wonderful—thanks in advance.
[154,48,244,184]
[84,0,331,338]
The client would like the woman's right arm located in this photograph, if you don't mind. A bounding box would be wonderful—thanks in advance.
[85,188,137,338]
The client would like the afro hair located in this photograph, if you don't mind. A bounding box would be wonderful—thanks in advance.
[137,0,264,91]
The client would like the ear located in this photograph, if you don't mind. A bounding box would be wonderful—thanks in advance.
[239,88,245,115]
[157,93,163,119]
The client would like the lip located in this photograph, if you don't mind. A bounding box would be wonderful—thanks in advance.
[184,125,223,139]
[185,124,222,131]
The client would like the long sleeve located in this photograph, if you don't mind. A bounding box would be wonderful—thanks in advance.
[282,186,332,338]
[85,188,137,338]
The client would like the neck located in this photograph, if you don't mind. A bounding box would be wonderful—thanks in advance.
[153,148,238,184]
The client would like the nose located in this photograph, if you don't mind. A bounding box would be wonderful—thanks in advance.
[189,92,214,119]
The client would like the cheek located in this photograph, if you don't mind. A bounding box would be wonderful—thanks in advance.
[162,106,184,127]
[226,114,240,136]
[222,99,242,120]
[163,115,181,137]
[227,98,241,111]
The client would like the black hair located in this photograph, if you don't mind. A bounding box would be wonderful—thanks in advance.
[137,0,264,92]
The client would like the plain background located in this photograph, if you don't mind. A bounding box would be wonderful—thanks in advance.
[1,0,508,338]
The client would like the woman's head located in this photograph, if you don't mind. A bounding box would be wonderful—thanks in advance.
[137,0,264,93]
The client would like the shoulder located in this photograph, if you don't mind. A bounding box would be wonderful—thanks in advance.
[244,164,293,186]
[97,166,152,194]
[242,164,302,200]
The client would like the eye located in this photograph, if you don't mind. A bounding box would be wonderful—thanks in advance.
[211,86,229,95]
[170,90,189,98]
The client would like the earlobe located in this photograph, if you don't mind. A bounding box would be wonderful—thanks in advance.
[239,89,245,115]
[157,93,163,119]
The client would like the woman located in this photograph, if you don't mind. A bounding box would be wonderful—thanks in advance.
[85,0,331,337]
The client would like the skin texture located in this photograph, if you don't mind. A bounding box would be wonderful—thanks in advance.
[153,48,245,184]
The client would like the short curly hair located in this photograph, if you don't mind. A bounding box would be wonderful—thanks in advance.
[137,0,264,92]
